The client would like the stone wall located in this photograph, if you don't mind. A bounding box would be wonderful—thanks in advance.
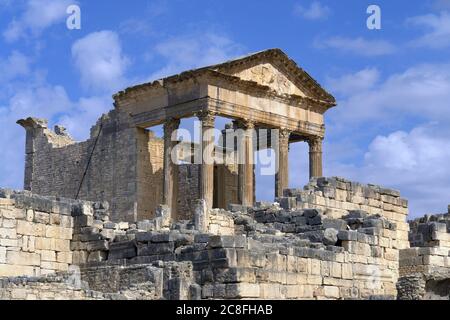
[397,207,450,300]
[18,111,141,222]
[0,192,73,277]
[136,129,164,220]
[18,114,240,223]
[1,178,415,300]
[280,177,410,249]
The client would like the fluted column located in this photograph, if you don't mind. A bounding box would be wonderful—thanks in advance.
[163,118,181,219]
[275,128,290,198]
[236,120,255,207]
[198,111,216,209]
[308,136,323,179]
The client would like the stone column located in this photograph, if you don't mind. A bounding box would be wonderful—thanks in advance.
[198,111,216,209]
[163,118,180,219]
[308,136,323,179]
[275,129,290,198]
[236,120,255,207]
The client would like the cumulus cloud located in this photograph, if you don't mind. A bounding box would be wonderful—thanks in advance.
[407,11,450,49]
[71,30,130,93]
[0,51,32,84]
[0,47,112,190]
[326,68,380,95]
[148,33,244,80]
[329,124,450,217]
[322,64,450,217]
[3,0,74,42]
[294,1,331,20]
[314,36,396,56]
[326,63,450,124]
[433,0,450,10]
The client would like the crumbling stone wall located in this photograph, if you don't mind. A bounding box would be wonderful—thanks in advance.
[0,192,73,278]
[280,177,410,249]
[1,178,413,300]
[18,111,141,222]
[398,207,450,300]
[136,130,164,220]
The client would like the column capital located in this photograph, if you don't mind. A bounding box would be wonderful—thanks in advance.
[307,136,323,153]
[279,128,291,140]
[197,111,216,128]
[233,119,255,130]
[164,117,180,132]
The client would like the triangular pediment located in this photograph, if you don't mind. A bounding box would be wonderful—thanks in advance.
[208,48,336,104]
[230,62,308,97]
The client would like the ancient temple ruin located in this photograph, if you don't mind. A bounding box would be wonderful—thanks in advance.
[17,49,336,223]
[2,49,449,300]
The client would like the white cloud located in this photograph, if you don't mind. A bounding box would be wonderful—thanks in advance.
[407,11,450,48]
[294,1,331,20]
[326,68,380,95]
[58,95,111,140]
[337,124,450,217]
[3,0,74,42]
[315,36,396,56]
[327,63,450,123]
[323,64,450,217]
[433,0,450,10]
[71,30,130,93]
[119,19,154,36]
[148,33,244,80]
[0,51,32,83]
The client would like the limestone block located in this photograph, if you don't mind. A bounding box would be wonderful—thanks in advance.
[34,212,50,224]
[25,209,33,222]
[74,215,93,228]
[232,283,260,298]
[11,289,27,300]
[0,264,35,277]
[6,251,40,266]
[307,275,323,285]
[72,251,88,265]
[60,216,73,228]
[87,251,107,263]
[39,250,56,262]
[0,227,17,239]
[22,235,36,252]
[16,221,46,237]
[341,263,353,279]
[259,283,281,299]
[35,237,54,251]
[49,213,60,225]
[56,252,72,264]
[0,238,20,247]
[384,248,398,261]
[2,219,16,228]
[331,262,342,278]
[0,247,5,263]
[118,222,129,230]
[41,261,68,272]
[45,226,72,240]
[423,255,445,267]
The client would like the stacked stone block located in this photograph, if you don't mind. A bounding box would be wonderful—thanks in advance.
[280,177,410,249]
[0,191,73,277]
[397,207,450,300]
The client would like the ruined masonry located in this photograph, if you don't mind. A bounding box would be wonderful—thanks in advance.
[1,49,449,300]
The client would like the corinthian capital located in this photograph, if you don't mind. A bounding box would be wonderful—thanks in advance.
[308,136,323,153]
[197,111,216,128]
[233,119,255,130]
[164,117,180,134]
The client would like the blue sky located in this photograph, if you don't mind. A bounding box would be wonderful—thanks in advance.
[1,0,450,217]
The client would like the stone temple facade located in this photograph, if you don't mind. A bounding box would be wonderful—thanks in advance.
[1,49,449,300]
